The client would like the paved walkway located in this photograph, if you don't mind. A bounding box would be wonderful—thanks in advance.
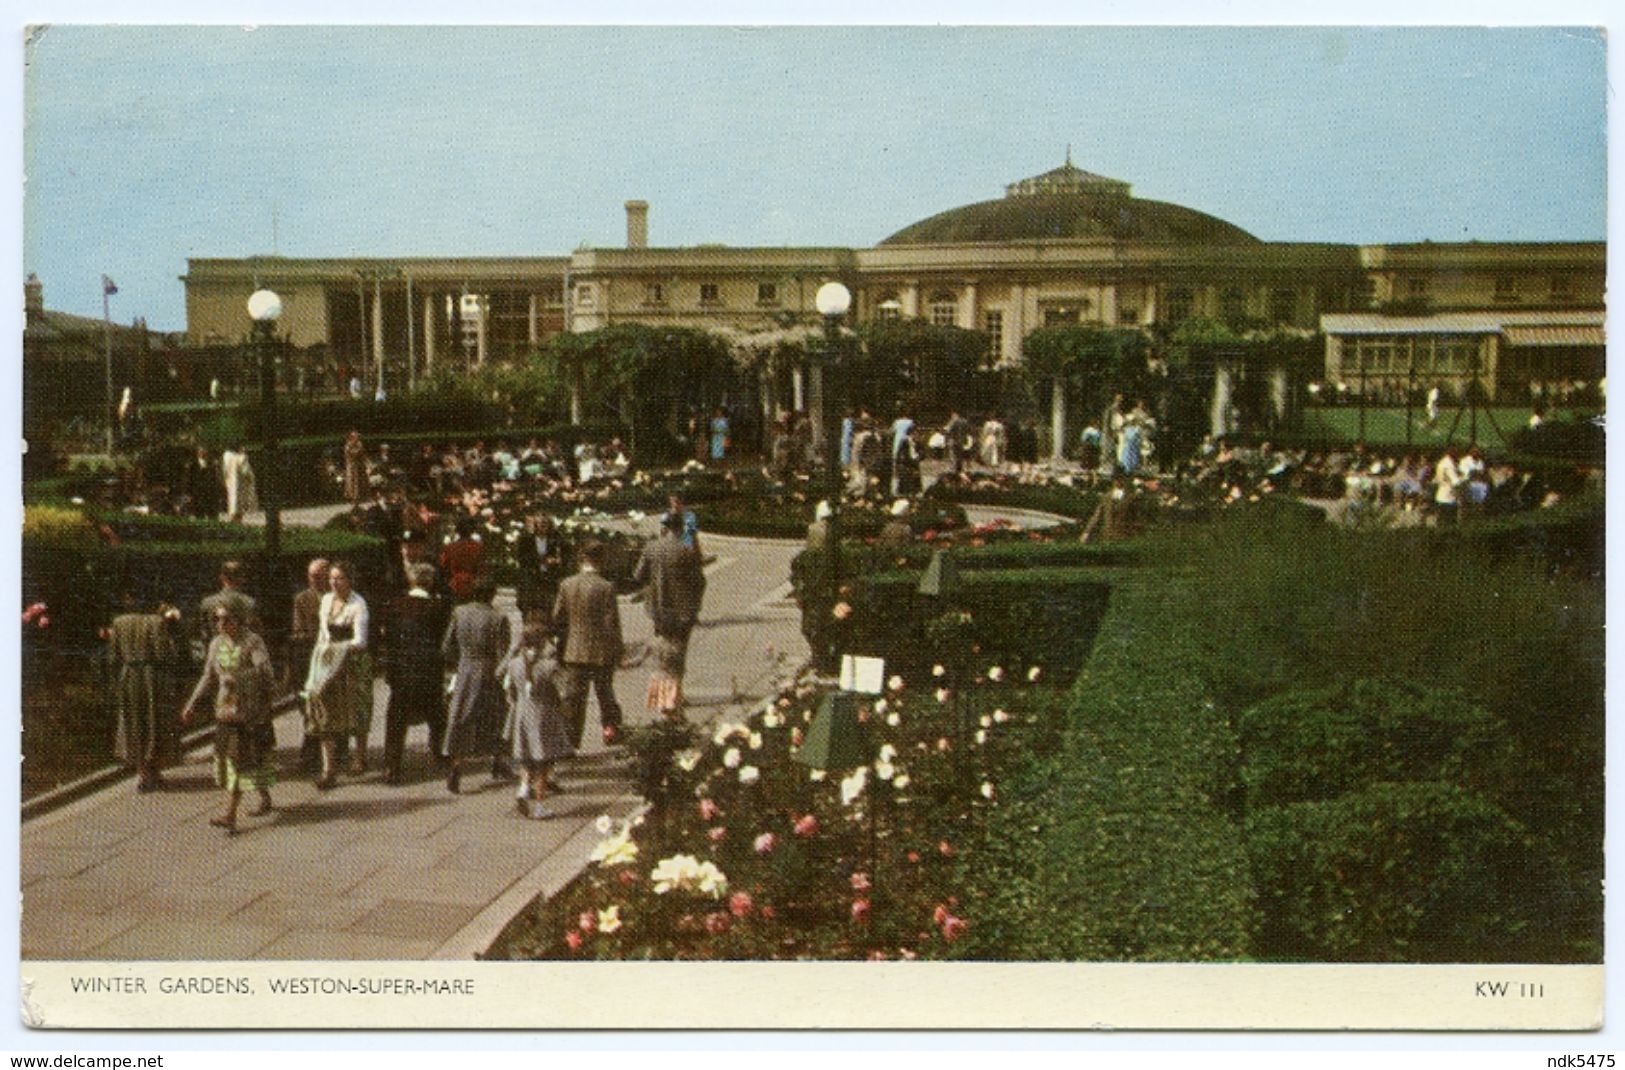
[20,521,807,961]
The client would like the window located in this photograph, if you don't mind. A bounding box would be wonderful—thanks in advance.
[1494,276,1520,303]
[1268,288,1296,324]
[699,283,721,305]
[1220,288,1246,324]
[574,283,594,308]
[756,282,779,306]
[1406,276,1428,299]
[875,291,902,320]
[1550,275,1573,303]
[1043,307,1080,327]
[928,290,958,327]
[1117,307,1140,326]
[1356,277,1378,308]
[1163,288,1194,326]
[983,311,1004,359]
[643,282,666,306]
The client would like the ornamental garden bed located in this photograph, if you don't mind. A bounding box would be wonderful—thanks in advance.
[489,484,1602,963]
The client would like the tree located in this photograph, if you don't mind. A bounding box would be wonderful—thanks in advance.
[856,319,991,421]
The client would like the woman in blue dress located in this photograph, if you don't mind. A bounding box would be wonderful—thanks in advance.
[709,407,730,463]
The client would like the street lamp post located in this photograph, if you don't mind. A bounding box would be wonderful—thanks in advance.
[247,289,284,569]
[101,276,118,454]
[815,281,852,675]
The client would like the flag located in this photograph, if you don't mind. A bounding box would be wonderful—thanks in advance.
[101,276,118,296]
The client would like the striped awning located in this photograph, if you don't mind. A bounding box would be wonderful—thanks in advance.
[1502,324,1606,347]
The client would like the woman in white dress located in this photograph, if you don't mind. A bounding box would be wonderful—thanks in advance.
[220,443,258,523]
[302,561,372,788]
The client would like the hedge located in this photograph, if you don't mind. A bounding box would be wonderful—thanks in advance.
[958,571,1253,960]
[22,511,388,649]
[1247,782,1558,962]
[1237,679,1514,808]
[955,496,1603,963]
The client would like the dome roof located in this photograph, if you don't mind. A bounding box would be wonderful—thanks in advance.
[880,161,1260,246]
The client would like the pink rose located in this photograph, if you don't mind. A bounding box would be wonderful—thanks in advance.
[704,912,731,935]
[793,814,819,838]
[753,832,777,855]
[728,892,754,919]
[578,911,597,933]
[698,798,720,821]
[708,826,727,843]
[564,930,583,952]
[938,840,955,858]
[941,915,968,942]
[849,872,872,892]
[851,898,871,923]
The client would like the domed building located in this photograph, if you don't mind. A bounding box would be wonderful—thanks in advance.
[182,157,1604,419]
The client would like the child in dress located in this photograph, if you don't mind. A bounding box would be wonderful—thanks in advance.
[503,622,574,819]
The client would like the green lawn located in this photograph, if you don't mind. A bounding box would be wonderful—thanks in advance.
[1296,405,1571,451]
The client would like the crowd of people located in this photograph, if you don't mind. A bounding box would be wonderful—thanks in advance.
[105,490,708,835]
[1175,438,1582,526]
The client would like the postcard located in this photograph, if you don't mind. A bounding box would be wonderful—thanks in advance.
[16,23,1607,1031]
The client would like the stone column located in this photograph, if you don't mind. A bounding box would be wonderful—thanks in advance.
[528,293,539,346]
[792,366,805,413]
[901,284,919,318]
[1008,284,1026,366]
[1051,376,1067,459]
[371,277,385,390]
[1269,364,1290,427]
[1211,363,1234,439]
[475,296,488,367]
[1098,284,1117,326]
[423,292,436,376]
[960,283,978,330]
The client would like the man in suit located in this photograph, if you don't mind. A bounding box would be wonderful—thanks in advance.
[514,512,570,620]
[632,511,706,653]
[380,563,451,784]
[183,446,222,520]
[553,541,624,748]
[632,512,707,718]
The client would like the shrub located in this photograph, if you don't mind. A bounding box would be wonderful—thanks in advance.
[1238,679,1514,807]
[1246,782,1557,962]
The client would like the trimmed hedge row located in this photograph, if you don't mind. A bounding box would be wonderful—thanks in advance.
[23,513,388,648]
[958,569,1254,961]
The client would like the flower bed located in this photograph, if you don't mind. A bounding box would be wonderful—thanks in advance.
[489,663,1063,960]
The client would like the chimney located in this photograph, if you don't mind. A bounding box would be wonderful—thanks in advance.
[23,272,43,321]
[625,200,649,249]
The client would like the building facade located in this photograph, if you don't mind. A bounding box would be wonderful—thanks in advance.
[180,160,1605,402]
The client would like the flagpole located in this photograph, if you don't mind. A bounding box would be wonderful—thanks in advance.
[101,277,115,454]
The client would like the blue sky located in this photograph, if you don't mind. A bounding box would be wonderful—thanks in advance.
[20,24,1610,331]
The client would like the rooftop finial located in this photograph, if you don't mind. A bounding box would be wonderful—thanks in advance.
[1065,144,1073,166]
